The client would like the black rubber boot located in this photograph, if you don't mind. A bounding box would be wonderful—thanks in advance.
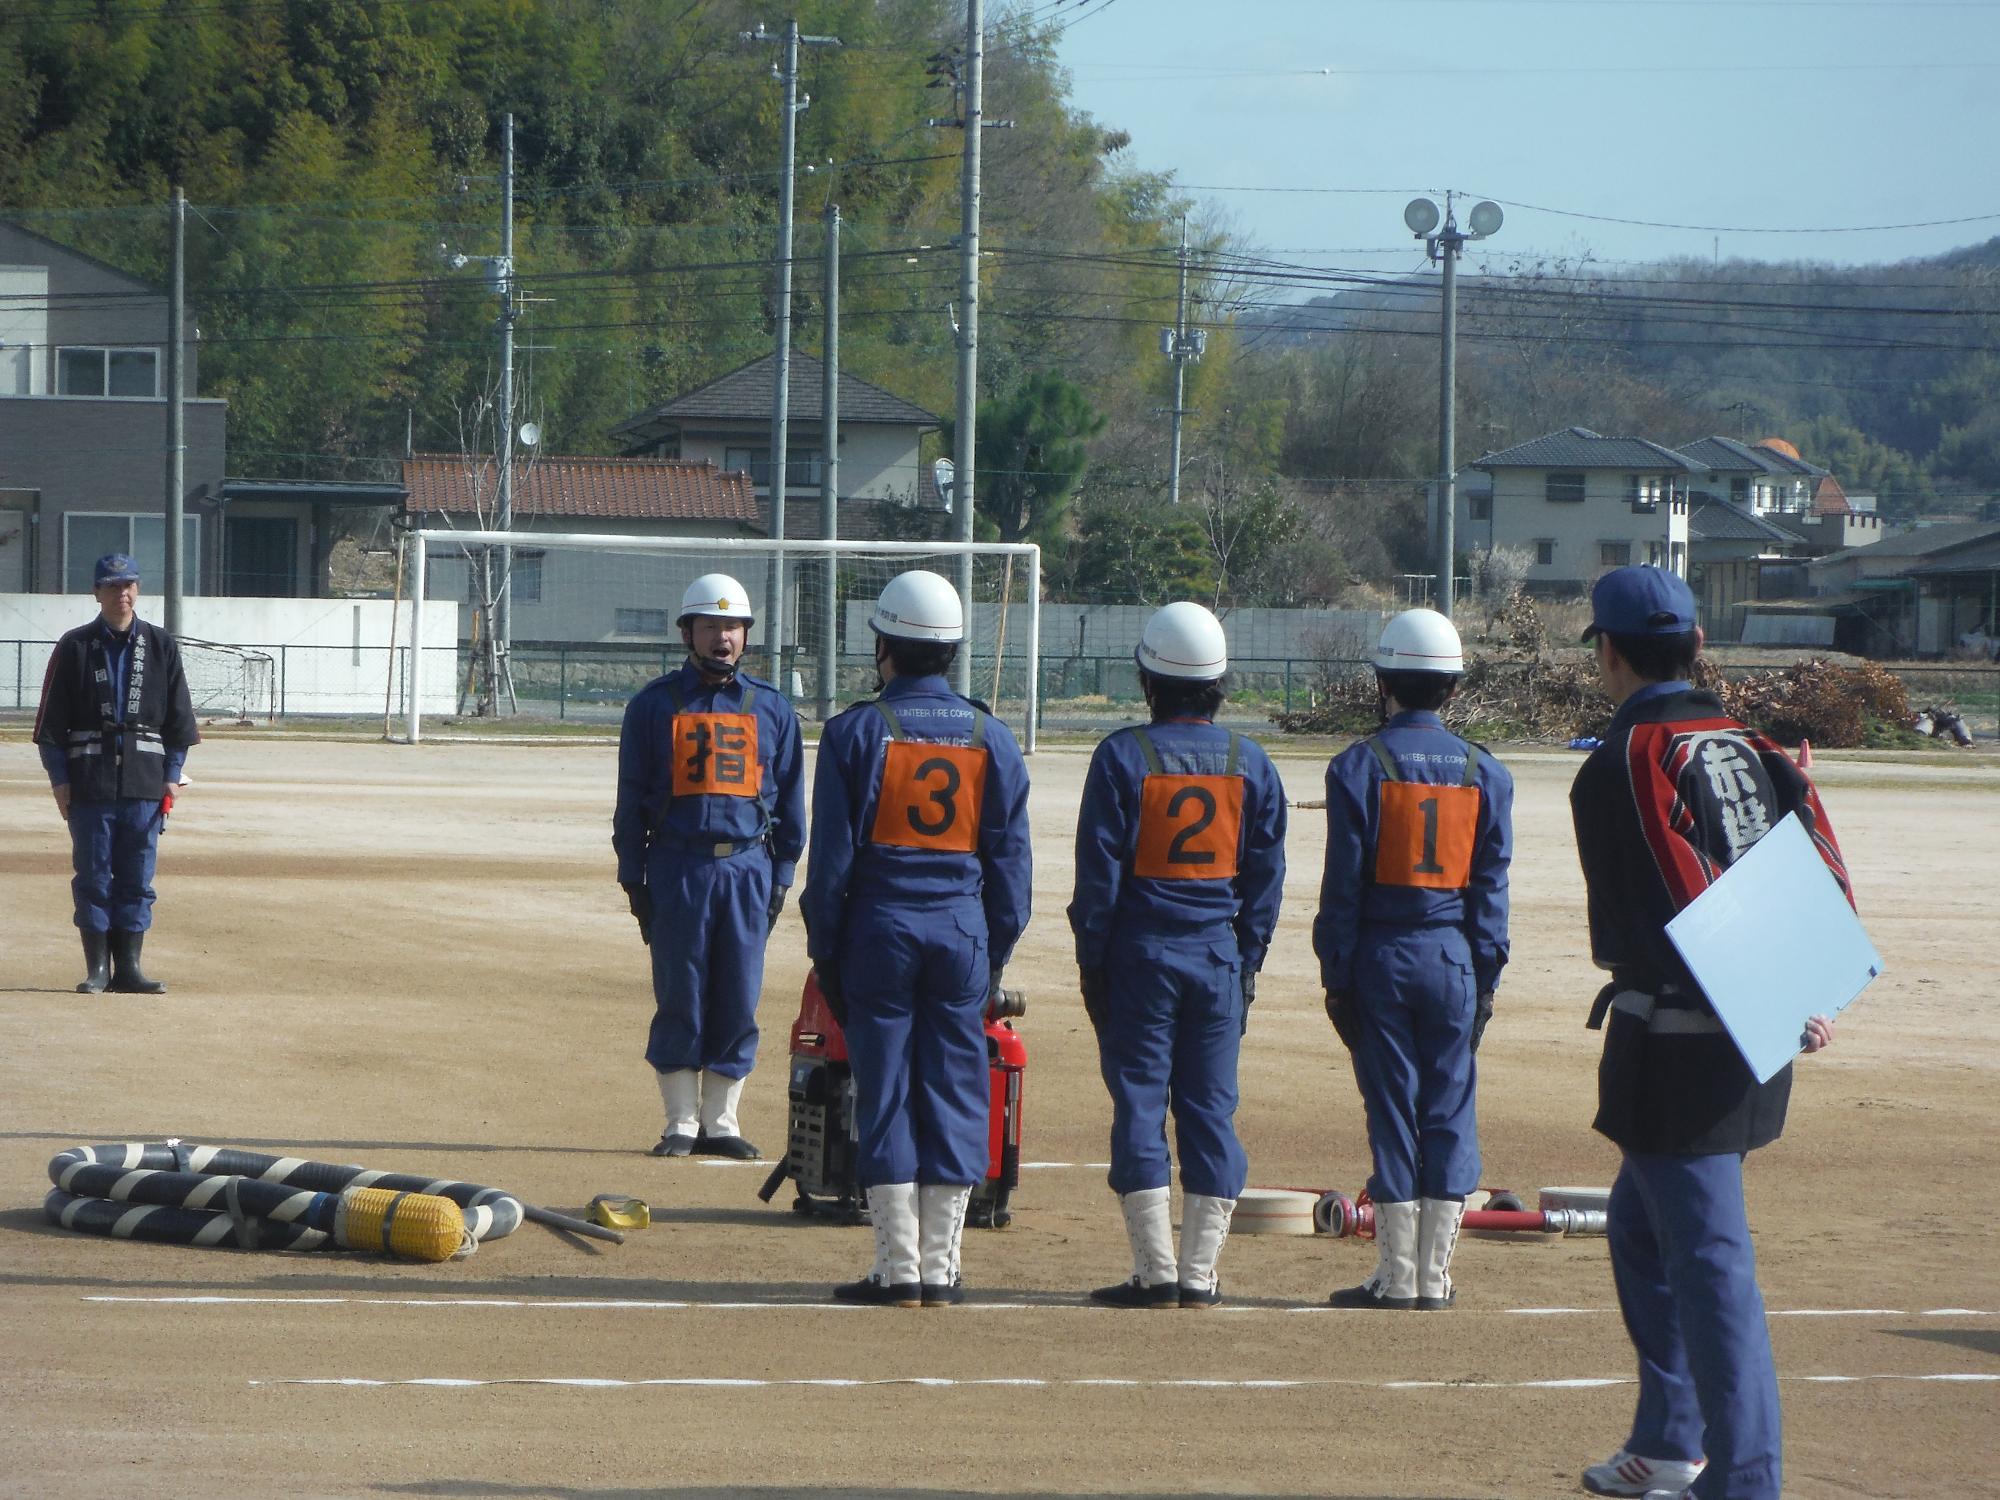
[832,1276,922,1308]
[108,930,166,995]
[77,930,111,994]
[692,1131,762,1160]
[648,1131,697,1158]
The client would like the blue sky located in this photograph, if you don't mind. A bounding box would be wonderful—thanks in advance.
[1047,0,2000,274]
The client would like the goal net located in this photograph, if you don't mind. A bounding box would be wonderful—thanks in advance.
[402,531,1043,749]
[179,638,278,721]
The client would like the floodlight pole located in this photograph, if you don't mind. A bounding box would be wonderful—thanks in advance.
[1435,214,1460,619]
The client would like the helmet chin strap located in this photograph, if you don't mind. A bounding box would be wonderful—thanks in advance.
[691,651,738,682]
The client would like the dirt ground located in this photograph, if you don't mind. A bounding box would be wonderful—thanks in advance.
[1,728,1996,1500]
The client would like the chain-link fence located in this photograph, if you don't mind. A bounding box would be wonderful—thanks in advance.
[5,639,1995,743]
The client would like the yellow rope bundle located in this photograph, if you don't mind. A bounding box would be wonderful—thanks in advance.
[332,1187,468,1263]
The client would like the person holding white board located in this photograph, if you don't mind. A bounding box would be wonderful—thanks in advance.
[1568,566,1850,1500]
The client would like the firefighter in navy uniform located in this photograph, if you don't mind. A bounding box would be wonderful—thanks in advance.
[1315,608,1513,1312]
[33,553,199,995]
[613,574,806,1160]
[1570,566,1847,1500]
[803,570,1032,1308]
[1071,602,1287,1310]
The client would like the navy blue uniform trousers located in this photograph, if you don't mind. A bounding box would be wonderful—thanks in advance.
[69,798,162,933]
[1350,926,1481,1203]
[644,845,771,1079]
[841,898,989,1188]
[1098,931,1246,1200]
[1610,1151,1782,1500]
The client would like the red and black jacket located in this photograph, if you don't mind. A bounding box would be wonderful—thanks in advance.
[1570,687,1851,1155]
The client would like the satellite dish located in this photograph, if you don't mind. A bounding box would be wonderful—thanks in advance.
[517,421,541,447]
[1403,198,1441,237]
[1467,200,1505,238]
[933,457,956,511]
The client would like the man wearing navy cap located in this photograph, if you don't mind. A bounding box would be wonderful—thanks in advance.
[33,554,199,995]
[1568,566,1850,1500]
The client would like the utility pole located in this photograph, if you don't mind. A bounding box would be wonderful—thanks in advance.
[495,112,516,706]
[1160,215,1205,506]
[818,202,840,723]
[744,19,840,687]
[165,187,185,634]
[1401,193,1503,620]
[953,0,982,694]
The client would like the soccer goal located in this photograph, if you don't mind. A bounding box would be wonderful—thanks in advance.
[178,638,278,721]
[401,530,1043,750]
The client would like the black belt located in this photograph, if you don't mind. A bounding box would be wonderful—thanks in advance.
[651,829,768,860]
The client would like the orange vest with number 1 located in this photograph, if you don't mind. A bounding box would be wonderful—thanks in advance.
[1368,735,1483,890]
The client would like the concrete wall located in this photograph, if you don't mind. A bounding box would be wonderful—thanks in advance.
[0,594,457,715]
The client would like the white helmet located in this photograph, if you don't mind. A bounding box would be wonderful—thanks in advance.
[1136,600,1228,681]
[1373,608,1465,675]
[679,573,754,624]
[870,570,964,643]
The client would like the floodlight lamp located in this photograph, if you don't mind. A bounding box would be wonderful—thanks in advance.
[1403,198,1441,237]
[1467,200,1505,238]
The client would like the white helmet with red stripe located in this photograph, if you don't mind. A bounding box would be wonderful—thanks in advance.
[1136,600,1228,681]
[679,573,754,624]
[871,570,964,643]
[1373,608,1464,675]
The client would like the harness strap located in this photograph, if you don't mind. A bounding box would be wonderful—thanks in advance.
[1364,735,1401,781]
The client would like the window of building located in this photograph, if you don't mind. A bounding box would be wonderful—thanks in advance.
[1534,539,1555,566]
[1625,474,1661,512]
[1467,491,1491,520]
[1599,541,1632,568]
[510,551,543,604]
[616,607,670,636]
[1646,540,1666,567]
[64,512,200,593]
[723,446,824,490]
[1545,471,1586,504]
[1670,540,1687,575]
[55,346,160,398]
[1730,476,1749,505]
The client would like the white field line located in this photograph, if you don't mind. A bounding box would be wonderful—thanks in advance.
[245,1372,2000,1392]
[82,1295,1997,1317]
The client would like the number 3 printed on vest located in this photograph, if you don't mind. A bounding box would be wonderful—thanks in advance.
[870,741,988,852]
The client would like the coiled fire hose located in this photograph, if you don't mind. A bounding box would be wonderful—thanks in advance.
[44,1141,526,1263]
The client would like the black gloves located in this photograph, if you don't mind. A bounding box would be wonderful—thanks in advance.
[1324,988,1358,1050]
[1240,970,1257,1036]
[767,885,789,935]
[623,883,652,944]
[817,964,846,1027]
[1471,991,1495,1054]
[1079,967,1109,1032]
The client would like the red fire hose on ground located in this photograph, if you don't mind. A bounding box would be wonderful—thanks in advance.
[1238,1185,1609,1239]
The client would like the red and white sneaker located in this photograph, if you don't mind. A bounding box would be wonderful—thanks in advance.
[1582,1448,1705,1497]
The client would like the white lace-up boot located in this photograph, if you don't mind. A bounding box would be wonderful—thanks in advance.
[1416,1196,1466,1310]
[1090,1187,1180,1308]
[918,1183,974,1306]
[695,1071,760,1158]
[648,1069,701,1157]
[1177,1193,1236,1308]
[1329,1199,1418,1309]
[834,1183,921,1307]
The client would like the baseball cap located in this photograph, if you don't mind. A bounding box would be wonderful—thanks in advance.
[93,554,141,586]
[1581,565,1696,642]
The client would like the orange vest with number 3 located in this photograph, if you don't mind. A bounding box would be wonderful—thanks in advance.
[1368,735,1483,890]
[867,699,989,854]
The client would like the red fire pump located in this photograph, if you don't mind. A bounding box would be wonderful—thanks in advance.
[757,969,1027,1228]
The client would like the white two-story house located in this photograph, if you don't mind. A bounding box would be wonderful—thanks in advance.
[1460,427,1693,589]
